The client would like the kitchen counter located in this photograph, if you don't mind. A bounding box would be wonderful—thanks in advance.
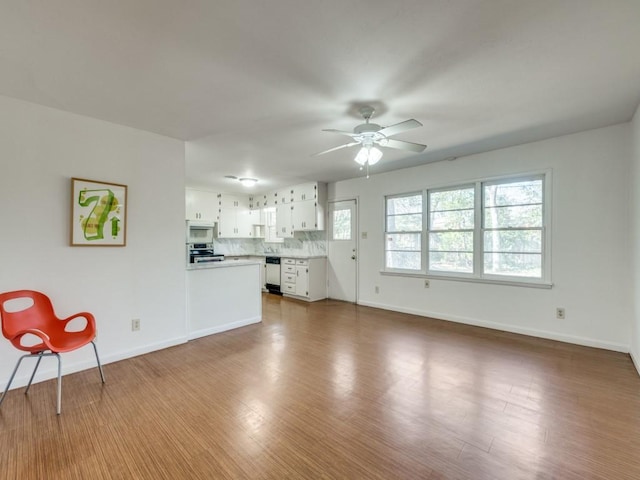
[224,254,327,259]
[186,260,262,340]
[186,259,262,270]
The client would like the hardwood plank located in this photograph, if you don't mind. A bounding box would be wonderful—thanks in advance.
[1,294,640,479]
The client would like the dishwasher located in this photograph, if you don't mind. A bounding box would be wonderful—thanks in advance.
[265,256,282,294]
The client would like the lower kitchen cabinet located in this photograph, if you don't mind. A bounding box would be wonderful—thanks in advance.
[280,257,326,301]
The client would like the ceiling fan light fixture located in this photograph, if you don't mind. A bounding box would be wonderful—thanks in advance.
[239,177,258,187]
[354,146,382,166]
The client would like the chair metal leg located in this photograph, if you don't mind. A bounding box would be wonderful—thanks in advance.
[55,353,62,415]
[1,344,103,415]
[24,354,43,394]
[0,354,30,408]
[91,341,106,384]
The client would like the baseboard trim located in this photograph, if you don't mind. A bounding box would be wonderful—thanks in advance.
[188,316,262,341]
[631,351,640,378]
[358,300,629,353]
[3,336,189,391]
[4,316,264,392]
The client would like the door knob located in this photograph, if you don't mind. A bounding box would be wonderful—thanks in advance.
[351,255,356,260]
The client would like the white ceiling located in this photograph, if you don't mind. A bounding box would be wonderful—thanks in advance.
[2,1,640,194]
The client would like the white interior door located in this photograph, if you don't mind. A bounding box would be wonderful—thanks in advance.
[328,200,357,302]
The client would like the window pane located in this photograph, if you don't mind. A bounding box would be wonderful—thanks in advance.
[484,204,542,228]
[387,194,422,232]
[429,252,473,273]
[332,209,351,240]
[429,188,474,230]
[387,213,422,232]
[484,179,542,229]
[430,188,474,210]
[387,195,422,215]
[484,230,542,253]
[430,209,474,230]
[386,251,421,270]
[386,233,421,251]
[484,179,542,206]
[429,231,473,252]
[484,252,541,277]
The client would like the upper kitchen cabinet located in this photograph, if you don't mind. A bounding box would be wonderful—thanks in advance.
[275,203,294,238]
[275,188,293,205]
[291,182,327,231]
[292,182,320,202]
[249,194,268,209]
[186,189,218,223]
[217,194,253,238]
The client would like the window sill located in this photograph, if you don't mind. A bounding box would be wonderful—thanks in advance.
[380,270,553,289]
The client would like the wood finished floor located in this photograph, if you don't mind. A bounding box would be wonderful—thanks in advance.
[1,294,640,479]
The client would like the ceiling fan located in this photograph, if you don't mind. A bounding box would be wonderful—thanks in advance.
[314,105,427,168]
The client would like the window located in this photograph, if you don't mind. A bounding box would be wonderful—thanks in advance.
[483,178,543,278]
[332,208,351,240]
[385,193,422,271]
[428,186,475,273]
[384,173,549,285]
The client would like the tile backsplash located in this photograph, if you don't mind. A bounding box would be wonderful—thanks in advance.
[213,231,327,257]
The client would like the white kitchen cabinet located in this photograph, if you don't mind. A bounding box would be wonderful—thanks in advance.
[290,182,327,232]
[262,191,277,208]
[186,189,218,223]
[292,182,319,202]
[295,264,309,297]
[263,208,284,243]
[291,199,323,231]
[280,257,327,301]
[275,188,293,205]
[276,203,294,238]
[250,195,268,209]
[217,194,253,238]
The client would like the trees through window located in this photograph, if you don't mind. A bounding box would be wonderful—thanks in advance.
[384,174,547,283]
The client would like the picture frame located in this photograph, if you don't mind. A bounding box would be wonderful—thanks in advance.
[70,178,127,246]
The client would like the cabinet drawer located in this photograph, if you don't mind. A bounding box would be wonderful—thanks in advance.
[283,273,296,283]
[283,258,296,265]
[283,265,296,274]
[282,283,296,293]
[296,259,308,266]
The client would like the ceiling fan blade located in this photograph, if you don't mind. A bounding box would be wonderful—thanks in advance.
[378,119,422,138]
[322,128,358,138]
[312,142,360,156]
[379,138,427,153]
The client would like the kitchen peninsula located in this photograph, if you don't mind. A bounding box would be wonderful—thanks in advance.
[186,259,262,340]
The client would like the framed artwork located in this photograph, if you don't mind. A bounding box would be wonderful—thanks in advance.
[71,178,127,246]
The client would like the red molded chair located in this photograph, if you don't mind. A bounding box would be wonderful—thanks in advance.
[0,290,105,414]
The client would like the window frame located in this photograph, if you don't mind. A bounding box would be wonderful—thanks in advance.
[382,171,552,287]
[480,175,546,282]
[384,191,424,272]
[427,184,476,277]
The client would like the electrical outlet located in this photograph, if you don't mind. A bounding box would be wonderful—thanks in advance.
[374,286,379,294]
[131,318,141,331]
[424,279,430,288]
[556,308,565,319]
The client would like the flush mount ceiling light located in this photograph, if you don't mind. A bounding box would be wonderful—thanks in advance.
[239,178,258,188]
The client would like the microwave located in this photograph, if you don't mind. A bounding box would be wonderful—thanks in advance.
[186,221,215,244]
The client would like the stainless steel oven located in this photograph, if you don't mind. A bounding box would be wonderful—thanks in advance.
[265,256,281,294]
[188,243,224,264]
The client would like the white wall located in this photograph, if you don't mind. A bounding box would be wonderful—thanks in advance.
[631,103,640,372]
[330,124,633,351]
[0,95,187,389]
